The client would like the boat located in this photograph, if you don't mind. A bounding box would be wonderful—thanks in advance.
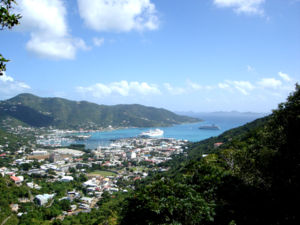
[139,129,164,138]
[198,124,220,130]
[73,135,91,140]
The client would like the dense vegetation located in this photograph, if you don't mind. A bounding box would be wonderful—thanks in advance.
[0,93,200,129]
[119,85,300,225]
[0,129,30,152]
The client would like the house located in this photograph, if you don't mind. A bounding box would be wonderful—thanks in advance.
[34,194,55,206]
[81,197,93,205]
[67,191,81,199]
[10,176,23,184]
[27,182,41,190]
[79,203,90,209]
[10,204,19,212]
[214,142,223,148]
[60,176,74,182]
[83,178,99,187]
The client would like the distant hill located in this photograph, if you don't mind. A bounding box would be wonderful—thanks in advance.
[176,111,268,119]
[0,93,200,129]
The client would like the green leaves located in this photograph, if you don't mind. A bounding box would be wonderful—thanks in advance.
[0,0,21,30]
[121,178,216,225]
[0,53,9,72]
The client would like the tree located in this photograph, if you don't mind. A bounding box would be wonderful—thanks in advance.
[0,0,21,74]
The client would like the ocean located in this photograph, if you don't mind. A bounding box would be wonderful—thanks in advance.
[69,113,266,150]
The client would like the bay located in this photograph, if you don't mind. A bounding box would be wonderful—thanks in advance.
[68,113,266,149]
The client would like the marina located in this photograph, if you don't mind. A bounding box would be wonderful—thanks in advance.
[36,114,262,149]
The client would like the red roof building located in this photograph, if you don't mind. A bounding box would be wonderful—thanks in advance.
[10,176,21,183]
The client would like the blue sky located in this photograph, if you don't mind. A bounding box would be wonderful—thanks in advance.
[0,0,299,112]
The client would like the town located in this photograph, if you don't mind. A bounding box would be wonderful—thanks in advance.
[0,126,189,220]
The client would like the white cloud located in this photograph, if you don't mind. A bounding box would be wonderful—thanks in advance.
[213,0,265,15]
[77,81,161,98]
[164,83,186,95]
[278,72,291,82]
[258,78,282,89]
[26,36,89,60]
[186,80,202,90]
[93,37,105,47]
[0,72,31,96]
[16,0,88,59]
[0,73,14,82]
[220,80,255,95]
[232,80,255,95]
[77,0,159,32]
[218,82,231,89]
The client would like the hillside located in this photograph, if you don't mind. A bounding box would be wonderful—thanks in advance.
[0,129,30,153]
[117,85,300,225]
[0,93,200,129]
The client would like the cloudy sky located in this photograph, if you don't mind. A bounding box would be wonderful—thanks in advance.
[0,0,299,112]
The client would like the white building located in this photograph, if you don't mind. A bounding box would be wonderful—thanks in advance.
[34,194,55,206]
[60,176,74,182]
[83,178,99,187]
[126,151,136,160]
[32,150,48,155]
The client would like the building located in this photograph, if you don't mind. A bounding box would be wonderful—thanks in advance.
[49,153,64,163]
[126,151,136,160]
[53,148,84,157]
[34,194,55,206]
[81,197,93,205]
[83,178,99,187]
[60,176,74,182]
[214,142,223,148]
[32,150,48,155]
[27,182,41,190]
[10,176,23,184]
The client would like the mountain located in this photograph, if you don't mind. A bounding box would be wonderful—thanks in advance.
[0,93,200,129]
[176,110,268,119]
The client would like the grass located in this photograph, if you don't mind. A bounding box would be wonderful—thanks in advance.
[88,170,117,177]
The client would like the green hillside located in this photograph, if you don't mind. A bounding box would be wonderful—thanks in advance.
[117,85,300,225]
[0,93,200,129]
[0,129,30,153]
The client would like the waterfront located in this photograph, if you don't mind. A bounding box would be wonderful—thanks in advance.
[69,114,265,149]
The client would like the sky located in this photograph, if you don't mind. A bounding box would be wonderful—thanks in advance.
[0,0,299,113]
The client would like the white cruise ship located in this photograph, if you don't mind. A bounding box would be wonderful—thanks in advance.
[139,129,164,138]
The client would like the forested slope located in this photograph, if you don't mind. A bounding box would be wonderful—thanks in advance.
[0,93,200,129]
[119,85,300,225]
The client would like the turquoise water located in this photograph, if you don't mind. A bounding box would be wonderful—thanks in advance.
[70,114,265,149]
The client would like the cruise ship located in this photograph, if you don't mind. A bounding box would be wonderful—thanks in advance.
[198,124,220,130]
[139,129,164,138]
[73,135,91,140]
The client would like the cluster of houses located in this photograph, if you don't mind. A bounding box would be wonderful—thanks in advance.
[0,135,190,216]
[93,137,188,165]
